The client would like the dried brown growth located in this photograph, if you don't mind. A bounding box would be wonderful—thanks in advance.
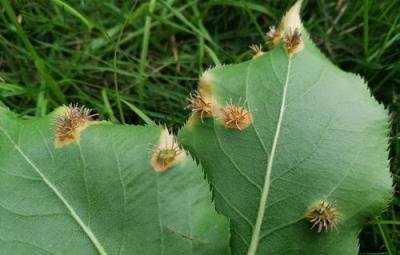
[220,100,253,130]
[249,44,264,58]
[266,26,282,48]
[283,28,302,50]
[186,91,213,121]
[186,70,220,127]
[150,129,186,172]
[54,104,96,147]
[283,28,304,58]
[304,200,340,232]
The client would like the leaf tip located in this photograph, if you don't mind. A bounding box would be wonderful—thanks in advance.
[266,1,305,56]
[281,0,304,31]
[150,128,186,172]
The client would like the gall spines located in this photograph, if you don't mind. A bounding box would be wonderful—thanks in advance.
[220,100,253,130]
[266,26,282,48]
[304,200,340,232]
[283,28,303,58]
[249,44,265,59]
[54,104,97,147]
[186,91,213,122]
[186,70,221,126]
[150,129,186,172]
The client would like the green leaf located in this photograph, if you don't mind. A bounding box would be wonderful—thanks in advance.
[179,2,392,254]
[0,108,230,255]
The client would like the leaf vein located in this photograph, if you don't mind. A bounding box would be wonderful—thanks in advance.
[213,184,255,228]
[212,126,262,191]
[113,147,127,255]
[0,126,109,255]
[247,59,292,255]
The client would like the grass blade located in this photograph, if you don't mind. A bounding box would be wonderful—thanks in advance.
[0,0,66,104]
[51,0,94,30]
[376,220,396,255]
[138,0,157,104]
[121,99,154,125]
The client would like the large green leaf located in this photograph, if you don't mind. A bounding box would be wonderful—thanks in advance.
[0,108,230,255]
[179,2,392,254]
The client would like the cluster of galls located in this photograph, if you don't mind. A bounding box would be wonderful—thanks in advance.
[249,0,304,60]
[54,104,184,173]
[249,26,303,59]
[187,91,253,131]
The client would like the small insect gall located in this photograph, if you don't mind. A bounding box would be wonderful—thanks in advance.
[54,104,96,148]
[186,91,213,121]
[150,129,186,172]
[283,28,304,58]
[249,44,265,59]
[304,200,340,233]
[266,26,282,48]
[220,100,253,130]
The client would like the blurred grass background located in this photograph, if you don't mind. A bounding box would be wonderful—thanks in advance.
[0,0,399,253]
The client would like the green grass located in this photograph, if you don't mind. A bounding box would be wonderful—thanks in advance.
[0,0,399,253]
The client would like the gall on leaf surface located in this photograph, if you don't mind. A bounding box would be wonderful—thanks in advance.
[0,108,230,255]
[179,1,392,254]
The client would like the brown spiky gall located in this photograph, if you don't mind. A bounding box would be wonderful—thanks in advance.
[249,44,264,59]
[220,100,253,130]
[186,91,213,121]
[150,129,185,172]
[283,28,303,58]
[54,104,96,147]
[304,200,340,232]
[266,26,282,47]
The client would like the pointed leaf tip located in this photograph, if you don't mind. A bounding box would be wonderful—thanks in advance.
[281,0,303,31]
[150,128,186,172]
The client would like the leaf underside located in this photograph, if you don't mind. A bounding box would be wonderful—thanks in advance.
[179,33,392,254]
[0,109,230,255]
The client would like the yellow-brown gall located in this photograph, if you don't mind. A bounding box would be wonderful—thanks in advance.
[266,26,282,48]
[54,104,96,148]
[186,91,213,121]
[249,44,265,59]
[220,101,253,130]
[186,70,220,126]
[283,28,304,58]
[304,200,340,232]
[150,129,186,172]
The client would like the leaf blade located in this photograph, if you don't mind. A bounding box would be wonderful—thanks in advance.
[179,11,391,255]
[0,108,230,254]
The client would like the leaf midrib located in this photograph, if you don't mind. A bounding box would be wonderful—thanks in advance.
[246,58,292,255]
[0,126,109,255]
